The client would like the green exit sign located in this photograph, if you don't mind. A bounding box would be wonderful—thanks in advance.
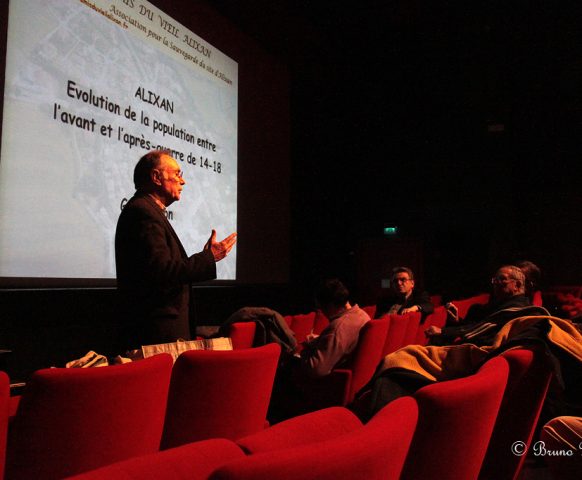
[383,226,398,236]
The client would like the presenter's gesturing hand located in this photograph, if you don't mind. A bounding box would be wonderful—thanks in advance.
[205,230,237,261]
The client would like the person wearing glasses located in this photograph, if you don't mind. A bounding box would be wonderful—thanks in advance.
[115,149,237,349]
[375,266,434,321]
[351,266,553,421]
[425,265,545,346]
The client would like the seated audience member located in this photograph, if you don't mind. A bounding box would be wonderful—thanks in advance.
[351,265,555,421]
[375,267,434,321]
[269,279,370,422]
[300,278,370,377]
[425,265,540,346]
[516,259,542,302]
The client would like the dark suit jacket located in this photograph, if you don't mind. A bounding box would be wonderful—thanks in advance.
[115,193,216,348]
[375,290,434,321]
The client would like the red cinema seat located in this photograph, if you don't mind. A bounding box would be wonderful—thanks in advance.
[479,348,553,480]
[381,313,409,356]
[415,305,447,345]
[161,343,280,449]
[401,356,509,480]
[362,305,377,318]
[430,294,443,307]
[283,311,329,354]
[211,396,418,480]
[63,439,245,480]
[6,354,173,480]
[237,406,363,455]
[0,372,9,480]
[285,312,316,344]
[532,290,543,307]
[229,322,256,349]
[65,400,418,480]
[400,312,422,347]
[342,318,390,403]
[298,318,390,410]
[450,293,490,322]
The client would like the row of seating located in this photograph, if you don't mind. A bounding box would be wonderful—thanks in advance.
[58,346,551,480]
[1,344,281,480]
[228,307,450,413]
[0,290,553,479]
[282,308,436,354]
[228,297,547,428]
[65,396,417,480]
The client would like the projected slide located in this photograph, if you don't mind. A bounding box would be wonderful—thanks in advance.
[0,0,238,280]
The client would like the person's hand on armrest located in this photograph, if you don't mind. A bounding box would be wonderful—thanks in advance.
[401,305,421,314]
[424,325,442,338]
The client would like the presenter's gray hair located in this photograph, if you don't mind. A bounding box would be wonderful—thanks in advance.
[133,150,170,190]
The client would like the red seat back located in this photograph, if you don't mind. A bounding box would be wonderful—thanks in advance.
[63,439,245,480]
[532,290,543,307]
[212,396,418,480]
[345,318,390,402]
[430,294,443,307]
[284,311,328,353]
[400,312,422,347]
[479,348,553,480]
[229,322,256,349]
[415,306,447,345]
[451,293,490,321]
[362,305,377,318]
[161,343,280,449]
[237,406,363,455]
[7,354,173,480]
[381,314,409,356]
[286,312,316,344]
[401,356,509,480]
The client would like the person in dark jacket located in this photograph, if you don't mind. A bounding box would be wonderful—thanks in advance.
[352,265,550,421]
[425,265,533,346]
[375,266,434,321]
[115,150,236,349]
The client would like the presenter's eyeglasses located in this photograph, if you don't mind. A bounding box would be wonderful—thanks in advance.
[161,169,184,181]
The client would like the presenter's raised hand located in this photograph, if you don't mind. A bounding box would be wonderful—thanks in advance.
[205,230,237,261]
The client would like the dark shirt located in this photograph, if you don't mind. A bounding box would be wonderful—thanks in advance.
[375,290,434,321]
[434,294,545,346]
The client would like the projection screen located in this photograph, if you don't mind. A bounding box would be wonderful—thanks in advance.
[0,0,238,283]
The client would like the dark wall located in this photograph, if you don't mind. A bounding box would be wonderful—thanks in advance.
[0,284,313,382]
[282,0,582,296]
